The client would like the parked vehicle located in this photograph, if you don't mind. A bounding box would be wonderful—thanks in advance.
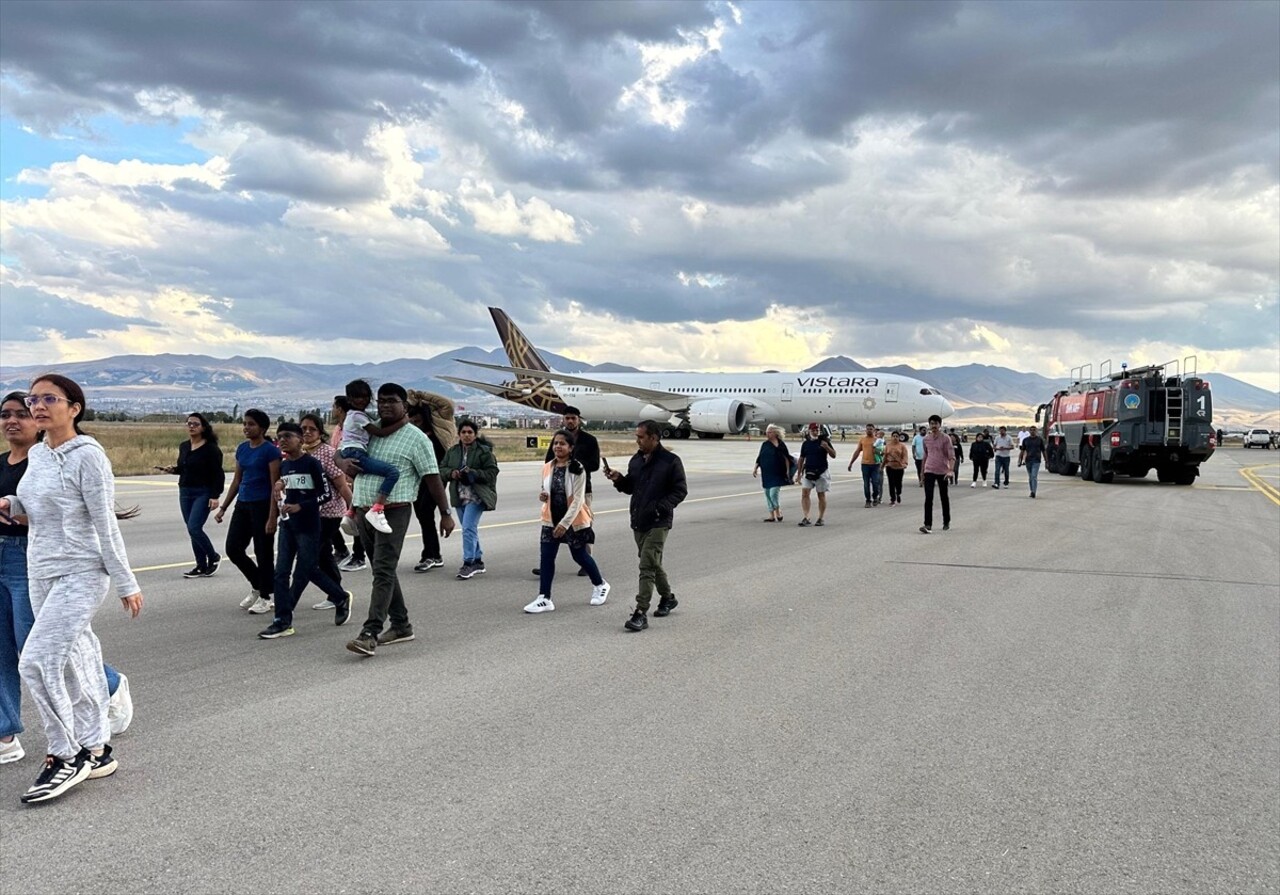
[1243,428,1274,449]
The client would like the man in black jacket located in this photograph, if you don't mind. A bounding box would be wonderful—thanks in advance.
[534,406,600,576]
[605,420,688,632]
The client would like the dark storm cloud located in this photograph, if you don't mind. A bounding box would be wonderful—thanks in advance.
[767,0,1280,192]
[3,0,1273,197]
[0,285,155,339]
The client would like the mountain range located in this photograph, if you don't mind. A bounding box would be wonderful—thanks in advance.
[1,350,1275,427]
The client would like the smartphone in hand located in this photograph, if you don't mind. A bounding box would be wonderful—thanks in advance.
[601,456,612,474]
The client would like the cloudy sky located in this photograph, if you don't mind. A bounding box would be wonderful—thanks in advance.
[1,0,1277,388]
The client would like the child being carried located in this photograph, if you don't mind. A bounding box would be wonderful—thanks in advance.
[338,379,408,534]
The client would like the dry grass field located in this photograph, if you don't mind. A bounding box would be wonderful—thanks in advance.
[80,422,649,476]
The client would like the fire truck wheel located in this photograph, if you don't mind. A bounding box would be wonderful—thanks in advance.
[1093,460,1114,484]
[1173,467,1197,485]
[1078,445,1093,480]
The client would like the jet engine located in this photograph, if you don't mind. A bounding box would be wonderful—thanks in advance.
[686,398,749,435]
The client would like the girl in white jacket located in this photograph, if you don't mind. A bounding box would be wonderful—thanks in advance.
[524,431,609,613]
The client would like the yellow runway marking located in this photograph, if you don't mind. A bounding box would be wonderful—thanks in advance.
[1240,464,1280,507]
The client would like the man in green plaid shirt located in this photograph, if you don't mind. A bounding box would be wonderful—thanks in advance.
[337,382,454,656]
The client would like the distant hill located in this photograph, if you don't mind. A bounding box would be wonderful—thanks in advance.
[1,351,1273,425]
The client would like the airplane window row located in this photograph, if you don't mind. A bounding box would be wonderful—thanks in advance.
[800,388,874,394]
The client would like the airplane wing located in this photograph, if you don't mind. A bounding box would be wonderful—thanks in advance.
[453,359,692,412]
[437,375,538,400]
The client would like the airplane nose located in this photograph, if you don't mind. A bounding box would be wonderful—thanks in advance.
[939,396,955,417]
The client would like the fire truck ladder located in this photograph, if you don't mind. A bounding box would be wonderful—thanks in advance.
[1165,387,1183,445]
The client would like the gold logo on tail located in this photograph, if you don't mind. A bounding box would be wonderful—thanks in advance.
[489,307,567,414]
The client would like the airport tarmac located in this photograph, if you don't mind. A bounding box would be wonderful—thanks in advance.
[2,439,1277,894]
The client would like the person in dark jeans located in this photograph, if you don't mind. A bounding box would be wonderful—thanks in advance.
[336,384,454,657]
[299,413,351,611]
[166,412,225,578]
[215,409,281,614]
[919,415,954,534]
[535,406,600,576]
[605,420,688,633]
[968,432,993,487]
[408,402,448,572]
[259,422,351,638]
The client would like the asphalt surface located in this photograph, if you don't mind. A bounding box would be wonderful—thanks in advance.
[2,440,1278,895]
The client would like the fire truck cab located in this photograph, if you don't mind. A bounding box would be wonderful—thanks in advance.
[1037,358,1215,486]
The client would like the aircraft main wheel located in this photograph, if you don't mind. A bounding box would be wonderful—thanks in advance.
[678,428,691,439]
[661,426,676,439]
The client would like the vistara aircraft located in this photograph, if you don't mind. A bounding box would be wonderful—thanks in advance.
[439,308,955,439]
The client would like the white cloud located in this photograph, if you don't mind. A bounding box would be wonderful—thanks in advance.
[457,178,580,243]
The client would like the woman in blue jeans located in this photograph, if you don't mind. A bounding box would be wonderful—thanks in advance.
[163,413,225,579]
[439,419,499,580]
[0,392,132,766]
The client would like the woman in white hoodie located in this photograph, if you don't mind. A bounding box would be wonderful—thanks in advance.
[0,374,142,804]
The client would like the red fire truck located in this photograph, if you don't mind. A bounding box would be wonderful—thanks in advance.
[1036,358,1215,485]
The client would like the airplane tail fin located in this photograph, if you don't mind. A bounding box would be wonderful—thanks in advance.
[484,308,566,414]
[490,307,553,373]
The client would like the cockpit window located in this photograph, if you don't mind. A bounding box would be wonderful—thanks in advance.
[919,388,939,395]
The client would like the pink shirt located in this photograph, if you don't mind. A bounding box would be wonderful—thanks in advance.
[303,441,348,517]
[922,432,954,475]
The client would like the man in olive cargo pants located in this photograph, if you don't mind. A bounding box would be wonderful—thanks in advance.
[606,420,688,633]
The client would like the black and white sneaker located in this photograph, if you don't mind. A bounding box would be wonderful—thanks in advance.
[202,556,221,577]
[414,557,444,572]
[182,566,203,579]
[456,563,477,580]
[334,592,353,627]
[470,560,486,576]
[258,621,295,639]
[88,744,118,780]
[21,750,92,803]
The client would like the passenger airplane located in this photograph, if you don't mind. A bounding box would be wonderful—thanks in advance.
[439,308,954,438]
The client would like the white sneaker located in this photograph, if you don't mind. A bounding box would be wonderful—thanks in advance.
[107,673,133,735]
[248,596,275,614]
[340,514,357,536]
[590,581,611,606]
[0,736,24,764]
[523,596,555,614]
[970,481,976,488]
[239,591,259,609]
[312,599,336,610]
[981,481,987,487]
[364,507,393,534]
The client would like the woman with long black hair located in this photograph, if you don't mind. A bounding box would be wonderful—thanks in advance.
[0,375,142,803]
[164,412,225,578]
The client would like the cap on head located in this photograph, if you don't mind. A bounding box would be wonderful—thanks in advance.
[563,405,581,416]
[809,421,820,430]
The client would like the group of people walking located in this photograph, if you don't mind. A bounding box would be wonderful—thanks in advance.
[753,417,1049,535]
[0,371,693,805]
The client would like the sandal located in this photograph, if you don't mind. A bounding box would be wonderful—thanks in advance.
[762,517,776,522]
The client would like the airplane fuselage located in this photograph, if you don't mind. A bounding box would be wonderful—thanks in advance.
[551,370,953,430]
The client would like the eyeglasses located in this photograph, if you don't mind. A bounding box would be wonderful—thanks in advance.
[23,394,70,408]
[186,421,202,428]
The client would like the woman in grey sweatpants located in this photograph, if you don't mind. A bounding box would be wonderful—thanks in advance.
[1,375,143,804]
